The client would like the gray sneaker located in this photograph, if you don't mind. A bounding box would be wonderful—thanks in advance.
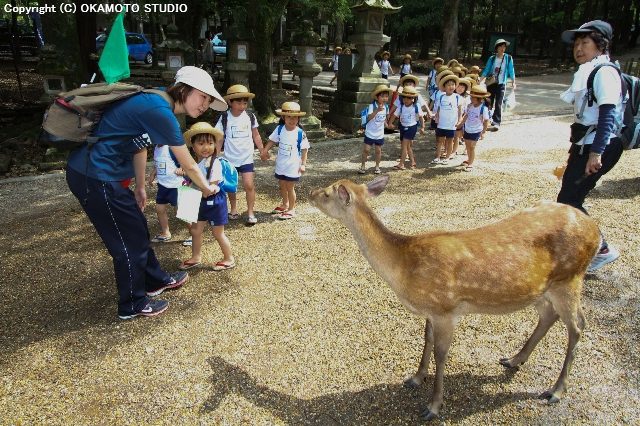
[587,245,620,272]
[118,299,169,320]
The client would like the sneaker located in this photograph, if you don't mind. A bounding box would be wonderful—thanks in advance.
[358,167,366,174]
[118,299,169,320]
[374,168,381,174]
[246,215,258,225]
[587,245,620,272]
[146,271,189,297]
[182,237,192,247]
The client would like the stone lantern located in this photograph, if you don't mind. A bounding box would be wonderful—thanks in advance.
[291,21,326,140]
[37,44,69,100]
[224,22,256,87]
[325,0,401,132]
[156,23,194,81]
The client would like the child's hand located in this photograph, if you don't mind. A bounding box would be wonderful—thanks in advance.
[260,150,270,161]
[174,167,184,176]
[420,127,425,135]
[480,132,485,140]
[299,164,306,174]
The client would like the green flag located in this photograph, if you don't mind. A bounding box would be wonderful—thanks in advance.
[98,13,130,84]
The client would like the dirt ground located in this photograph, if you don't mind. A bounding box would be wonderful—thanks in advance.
[0,115,639,425]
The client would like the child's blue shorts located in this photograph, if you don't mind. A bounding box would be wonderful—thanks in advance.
[364,136,384,146]
[156,183,178,206]
[399,123,418,141]
[198,192,228,226]
[463,131,482,141]
[435,128,455,138]
[236,163,254,174]
[275,173,300,182]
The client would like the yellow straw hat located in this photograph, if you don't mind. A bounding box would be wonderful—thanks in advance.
[435,69,454,86]
[371,84,392,99]
[470,85,491,98]
[451,66,464,77]
[382,51,391,57]
[469,65,481,74]
[275,101,306,117]
[436,65,449,73]
[438,74,459,91]
[447,59,459,68]
[183,122,224,146]
[399,74,420,86]
[457,77,473,91]
[223,84,255,102]
[399,85,418,98]
[403,53,412,60]
[466,73,479,82]
[433,57,445,66]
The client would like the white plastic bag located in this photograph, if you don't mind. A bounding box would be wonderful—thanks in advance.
[505,90,517,110]
[176,186,202,224]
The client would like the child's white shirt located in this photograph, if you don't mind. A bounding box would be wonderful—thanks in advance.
[364,102,388,140]
[268,126,311,178]
[436,93,461,130]
[379,60,391,75]
[153,145,183,188]
[464,103,491,134]
[215,111,259,168]
[400,63,411,74]
[197,157,223,184]
[458,95,470,115]
[332,54,340,71]
[394,101,421,127]
[394,93,426,111]
[431,88,445,102]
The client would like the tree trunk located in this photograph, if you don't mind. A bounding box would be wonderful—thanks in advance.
[441,0,461,60]
[465,0,477,61]
[75,3,97,83]
[418,27,431,59]
[334,18,344,48]
[550,0,576,67]
[482,0,498,59]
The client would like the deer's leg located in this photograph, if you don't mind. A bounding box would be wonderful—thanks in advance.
[404,318,433,388]
[420,316,455,421]
[540,286,585,403]
[500,299,559,368]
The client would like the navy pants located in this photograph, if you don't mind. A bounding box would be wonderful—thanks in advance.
[66,167,171,316]
[487,83,506,125]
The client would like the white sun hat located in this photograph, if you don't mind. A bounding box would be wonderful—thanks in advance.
[174,66,227,111]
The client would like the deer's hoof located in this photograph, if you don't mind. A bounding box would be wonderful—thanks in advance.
[538,390,561,404]
[403,376,424,389]
[419,408,438,421]
[499,357,520,369]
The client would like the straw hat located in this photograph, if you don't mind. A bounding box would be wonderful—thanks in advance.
[438,74,459,91]
[470,85,491,98]
[447,59,459,68]
[335,46,343,52]
[174,66,227,111]
[451,66,464,77]
[399,86,418,98]
[469,65,481,74]
[403,53,412,60]
[460,66,468,74]
[371,84,392,99]
[432,57,445,66]
[183,122,224,146]
[457,77,473,91]
[382,51,391,57]
[399,74,420,86]
[436,65,450,73]
[466,73,479,82]
[435,69,454,85]
[223,84,255,102]
[275,101,306,117]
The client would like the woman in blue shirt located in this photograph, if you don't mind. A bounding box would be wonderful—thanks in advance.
[480,39,516,130]
[66,66,228,319]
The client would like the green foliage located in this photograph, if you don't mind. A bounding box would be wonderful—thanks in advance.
[387,0,442,37]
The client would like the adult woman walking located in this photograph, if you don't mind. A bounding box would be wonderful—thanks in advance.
[65,66,228,319]
[479,39,516,130]
[557,20,624,272]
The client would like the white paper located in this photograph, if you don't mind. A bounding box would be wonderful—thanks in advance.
[176,186,202,224]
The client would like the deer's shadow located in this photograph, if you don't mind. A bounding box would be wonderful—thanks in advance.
[202,356,537,424]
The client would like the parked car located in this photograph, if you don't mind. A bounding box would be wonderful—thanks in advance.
[212,32,226,56]
[96,32,153,64]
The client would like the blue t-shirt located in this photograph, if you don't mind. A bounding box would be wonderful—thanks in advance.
[67,93,183,181]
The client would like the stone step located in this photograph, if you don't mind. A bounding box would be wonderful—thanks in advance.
[305,128,327,141]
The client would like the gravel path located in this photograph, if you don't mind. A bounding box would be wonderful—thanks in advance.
[1,116,639,424]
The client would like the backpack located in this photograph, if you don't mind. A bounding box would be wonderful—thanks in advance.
[39,83,173,150]
[220,110,257,136]
[399,102,420,115]
[206,157,238,193]
[360,101,389,128]
[586,62,640,150]
[276,124,304,155]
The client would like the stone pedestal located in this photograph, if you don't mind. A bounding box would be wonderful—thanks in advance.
[225,62,256,87]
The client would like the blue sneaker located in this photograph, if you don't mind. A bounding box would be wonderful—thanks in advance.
[587,245,620,273]
[146,271,189,297]
[118,299,169,320]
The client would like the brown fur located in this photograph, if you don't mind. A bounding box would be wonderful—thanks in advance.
[310,176,600,420]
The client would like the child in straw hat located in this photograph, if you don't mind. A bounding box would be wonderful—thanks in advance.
[263,102,310,220]
[454,77,472,156]
[399,53,412,78]
[378,51,394,80]
[388,86,425,170]
[388,74,431,127]
[329,46,342,86]
[432,74,463,165]
[215,84,265,225]
[360,84,392,174]
[427,57,445,102]
[459,85,491,171]
[180,122,235,271]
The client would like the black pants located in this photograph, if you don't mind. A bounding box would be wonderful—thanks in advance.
[487,83,506,125]
[557,138,624,249]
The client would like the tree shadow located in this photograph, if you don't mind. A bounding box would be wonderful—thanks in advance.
[590,176,640,200]
[202,356,536,424]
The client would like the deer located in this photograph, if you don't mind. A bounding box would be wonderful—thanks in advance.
[309,175,601,421]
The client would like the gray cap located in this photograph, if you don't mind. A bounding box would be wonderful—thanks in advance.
[561,20,613,44]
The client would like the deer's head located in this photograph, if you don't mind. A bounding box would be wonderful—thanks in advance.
[310,175,390,220]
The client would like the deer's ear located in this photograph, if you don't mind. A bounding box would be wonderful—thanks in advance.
[367,175,389,197]
[337,185,351,205]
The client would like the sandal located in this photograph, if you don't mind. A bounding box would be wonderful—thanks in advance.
[245,215,258,225]
[228,213,240,220]
[278,211,296,220]
[151,235,172,243]
[358,167,366,174]
[392,164,406,170]
[178,260,201,270]
[374,168,381,174]
[271,206,288,214]
[410,163,417,169]
[430,158,441,164]
[213,260,236,271]
[182,237,192,247]
[464,165,474,172]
